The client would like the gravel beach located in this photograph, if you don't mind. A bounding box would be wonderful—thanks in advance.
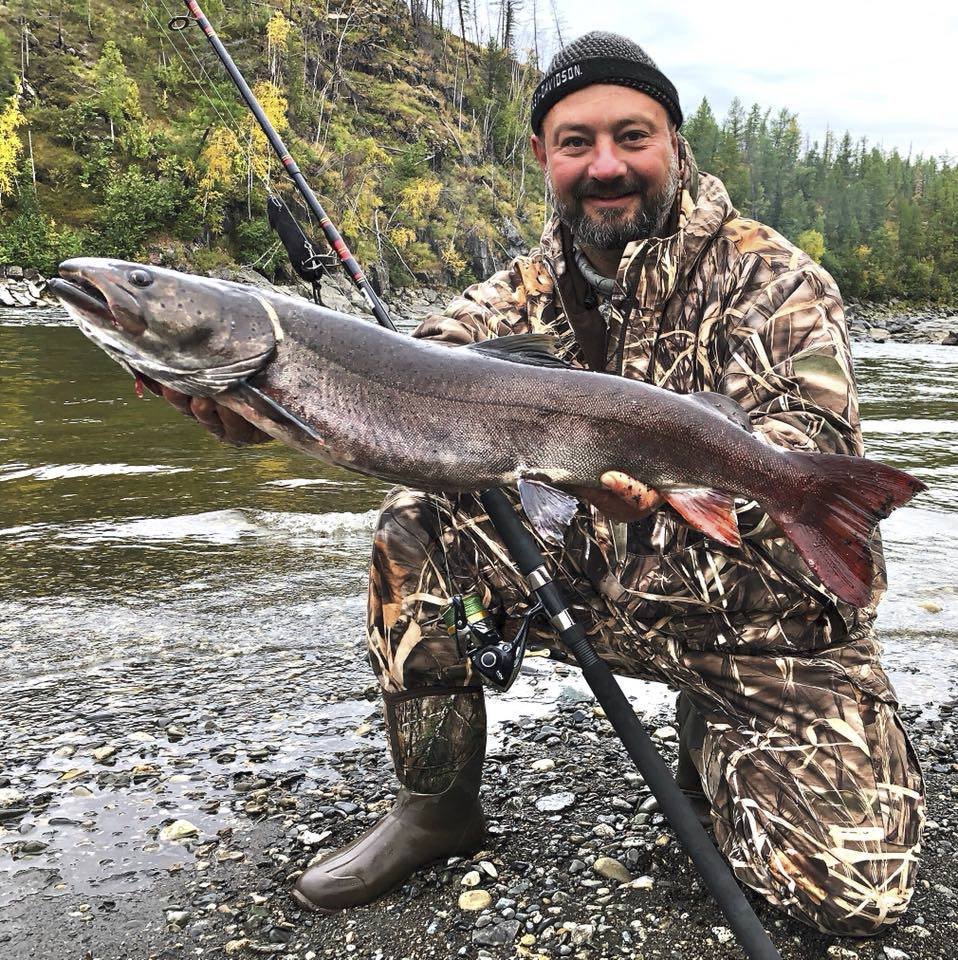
[1,675,954,960]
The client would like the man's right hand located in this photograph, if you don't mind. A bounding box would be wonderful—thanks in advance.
[149,378,273,447]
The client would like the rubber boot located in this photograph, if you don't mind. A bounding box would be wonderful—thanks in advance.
[675,690,712,828]
[292,687,487,912]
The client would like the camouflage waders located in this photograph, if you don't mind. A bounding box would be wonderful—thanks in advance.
[367,487,925,937]
[362,136,924,935]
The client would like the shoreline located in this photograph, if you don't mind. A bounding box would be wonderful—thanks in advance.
[2,689,953,960]
[4,266,957,345]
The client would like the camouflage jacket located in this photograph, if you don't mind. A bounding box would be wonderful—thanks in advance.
[413,137,881,656]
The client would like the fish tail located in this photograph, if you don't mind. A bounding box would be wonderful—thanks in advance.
[768,451,925,607]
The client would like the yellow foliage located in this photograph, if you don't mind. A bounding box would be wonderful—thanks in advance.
[439,239,466,275]
[389,226,416,250]
[242,82,288,181]
[795,228,825,264]
[855,244,872,260]
[0,80,25,205]
[199,126,241,204]
[400,177,442,219]
[265,11,292,49]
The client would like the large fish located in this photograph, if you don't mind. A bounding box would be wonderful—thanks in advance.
[50,257,925,607]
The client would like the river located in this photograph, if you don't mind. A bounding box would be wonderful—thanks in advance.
[1,305,956,917]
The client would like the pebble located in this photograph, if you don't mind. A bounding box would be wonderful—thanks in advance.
[592,857,631,883]
[535,792,575,812]
[919,601,943,613]
[625,875,654,890]
[531,758,556,772]
[92,745,117,762]
[159,819,199,842]
[0,788,24,808]
[472,920,521,946]
[458,890,492,911]
[461,870,481,887]
[652,725,677,741]
[478,860,498,878]
[882,949,910,960]
[711,925,733,944]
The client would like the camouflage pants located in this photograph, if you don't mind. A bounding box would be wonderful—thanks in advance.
[366,487,926,937]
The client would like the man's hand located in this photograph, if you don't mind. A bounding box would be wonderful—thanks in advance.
[148,377,272,447]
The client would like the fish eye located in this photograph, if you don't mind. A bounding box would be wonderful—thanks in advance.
[129,269,154,288]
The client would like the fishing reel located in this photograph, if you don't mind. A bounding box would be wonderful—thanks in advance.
[441,593,541,691]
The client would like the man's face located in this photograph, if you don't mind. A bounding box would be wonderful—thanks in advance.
[531,85,680,250]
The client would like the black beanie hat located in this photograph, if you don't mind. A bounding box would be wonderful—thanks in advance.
[531,32,682,134]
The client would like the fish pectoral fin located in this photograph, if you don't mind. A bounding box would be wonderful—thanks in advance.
[464,333,572,368]
[517,478,579,545]
[665,488,741,547]
[689,391,754,433]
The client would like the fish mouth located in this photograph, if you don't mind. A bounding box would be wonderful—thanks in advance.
[47,276,115,326]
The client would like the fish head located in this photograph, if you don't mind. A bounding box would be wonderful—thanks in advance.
[49,257,279,395]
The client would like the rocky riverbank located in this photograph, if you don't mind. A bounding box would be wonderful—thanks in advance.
[845,299,958,345]
[5,262,956,345]
[2,683,954,960]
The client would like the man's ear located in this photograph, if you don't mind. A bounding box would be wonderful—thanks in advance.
[531,133,548,173]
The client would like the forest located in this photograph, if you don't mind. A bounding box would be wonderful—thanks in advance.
[0,0,955,302]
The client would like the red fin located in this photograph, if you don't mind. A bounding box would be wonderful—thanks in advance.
[665,488,741,547]
[770,451,926,607]
[134,373,144,398]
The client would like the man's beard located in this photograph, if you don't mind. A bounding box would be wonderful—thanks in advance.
[550,151,681,249]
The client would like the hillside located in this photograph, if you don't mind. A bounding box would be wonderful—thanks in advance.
[0,0,544,286]
[1,2,957,303]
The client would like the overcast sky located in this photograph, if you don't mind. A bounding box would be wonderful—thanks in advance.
[514,0,957,160]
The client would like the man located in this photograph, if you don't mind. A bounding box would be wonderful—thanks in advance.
[169,33,925,937]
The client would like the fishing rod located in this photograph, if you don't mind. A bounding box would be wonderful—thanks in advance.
[170,0,395,333]
[171,7,781,957]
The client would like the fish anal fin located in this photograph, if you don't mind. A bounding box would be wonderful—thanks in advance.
[665,488,741,548]
[518,477,579,544]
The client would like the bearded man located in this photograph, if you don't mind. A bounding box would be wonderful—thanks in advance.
[168,32,925,937]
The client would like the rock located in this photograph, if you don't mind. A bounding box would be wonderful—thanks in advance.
[160,819,199,842]
[93,745,117,762]
[625,875,654,890]
[535,792,575,812]
[638,795,660,813]
[711,925,733,944]
[592,823,614,837]
[6,266,23,280]
[458,890,492,911]
[166,909,190,927]
[0,788,24,808]
[531,758,555,772]
[299,829,332,846]
[473,920,521,947]
[919,600,942,613]
[933,330,958,346]
[477,860,498,878]
[461,870,481,887]
[882,949,909,960]
[652,725,677,741]
[868,327,890,342]
[592,857,631,883]
[564,922,595,946]
[0,287,16,307]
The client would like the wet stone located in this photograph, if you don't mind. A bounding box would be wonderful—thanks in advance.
[535,792,575,813]
[473,919,521,947]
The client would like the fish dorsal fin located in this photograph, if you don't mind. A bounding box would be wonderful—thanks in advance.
[689,391,753,433]
[518,477,579,544]
[465,333,572,369]
[665,488,741,547]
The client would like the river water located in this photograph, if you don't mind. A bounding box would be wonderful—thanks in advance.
[0,306,956,914]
